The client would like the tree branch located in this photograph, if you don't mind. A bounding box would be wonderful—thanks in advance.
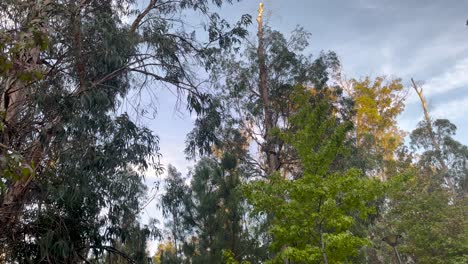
[130,0,158,34]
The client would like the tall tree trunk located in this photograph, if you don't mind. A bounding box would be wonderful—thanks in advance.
[257,2,278,175]
[257,5,287,263]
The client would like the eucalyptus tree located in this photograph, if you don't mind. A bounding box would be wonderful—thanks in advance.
[410,79,467,194]
[410,119,468,194]
[184,6,359,263]
[373,117,468,263]
[0,0,250,262]
[186,24,348,177]
[379,168,467,264]
[370,83,468,263]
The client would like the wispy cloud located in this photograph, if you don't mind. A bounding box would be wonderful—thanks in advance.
[407,57,468,103]
[402,31,468,77]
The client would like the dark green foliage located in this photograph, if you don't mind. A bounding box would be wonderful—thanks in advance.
[160,155,265,263]
[6,113,159,262]
[161,165,189,263]
[376,171,468,264]
[186,26,350,171]
[410,119,468,192]
[185,99,223,157]
[0,0,251,262]
[368,119,468,264]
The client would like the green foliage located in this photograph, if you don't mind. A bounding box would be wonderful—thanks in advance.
[0,0,47,192]
[186,26,348,163]
[160,155,265,264]
[0,0,49,78]
[0,149,34,191]
[366,119,468,264]
[368,118,468,264]
[181,157,246,263]
[244,87,382,263]
[1,1,466,264]
[0,0,251,262]
[411,118,468,192]
[379,171,468,264]
[153,241,179,264]
[223,249,252,264]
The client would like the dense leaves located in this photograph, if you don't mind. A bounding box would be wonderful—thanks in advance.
[344,77,407,180]
[244,87,382,263]
[0,0,250,262]
[159,155,265,263]
[411,119,468,193]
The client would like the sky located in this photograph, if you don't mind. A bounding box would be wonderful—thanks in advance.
[138,0,468,254]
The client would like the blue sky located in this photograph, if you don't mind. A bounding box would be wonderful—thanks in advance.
[139,0,468,253]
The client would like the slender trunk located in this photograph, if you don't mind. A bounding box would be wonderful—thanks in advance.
[257,2,278,175]
[73,2,86,92]
[393,246,402,264]
[411,79,439,154]
[356,110,360,147]
[320,232,329,264]
[0,55,35,241]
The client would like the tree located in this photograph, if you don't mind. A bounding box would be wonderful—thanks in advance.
[378,168,467,264]
[160,154,264,263]
[186,22,345,177]
[186,7,354,261]
[368,99,467,264]
[244,87,382,263]
[0,0,250,262]
[410,118,468,194]
[153,241,179,264]
[342,76,407,180]
[410,79,463,194]
[184,156,249,263]
[161,165,190,260]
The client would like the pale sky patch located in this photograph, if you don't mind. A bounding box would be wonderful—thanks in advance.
[407,57,468,103]
[431,95,468,121]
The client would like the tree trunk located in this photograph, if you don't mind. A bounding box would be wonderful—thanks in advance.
[0,6,48,239]
[257,2,278,175]
[320,232,329,264]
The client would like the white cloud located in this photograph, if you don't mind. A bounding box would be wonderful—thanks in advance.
[403,36,468,77]
[431,96,468,121]
[407,57,468,103]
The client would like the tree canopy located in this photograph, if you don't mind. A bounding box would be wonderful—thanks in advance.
[1,1,466,264]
